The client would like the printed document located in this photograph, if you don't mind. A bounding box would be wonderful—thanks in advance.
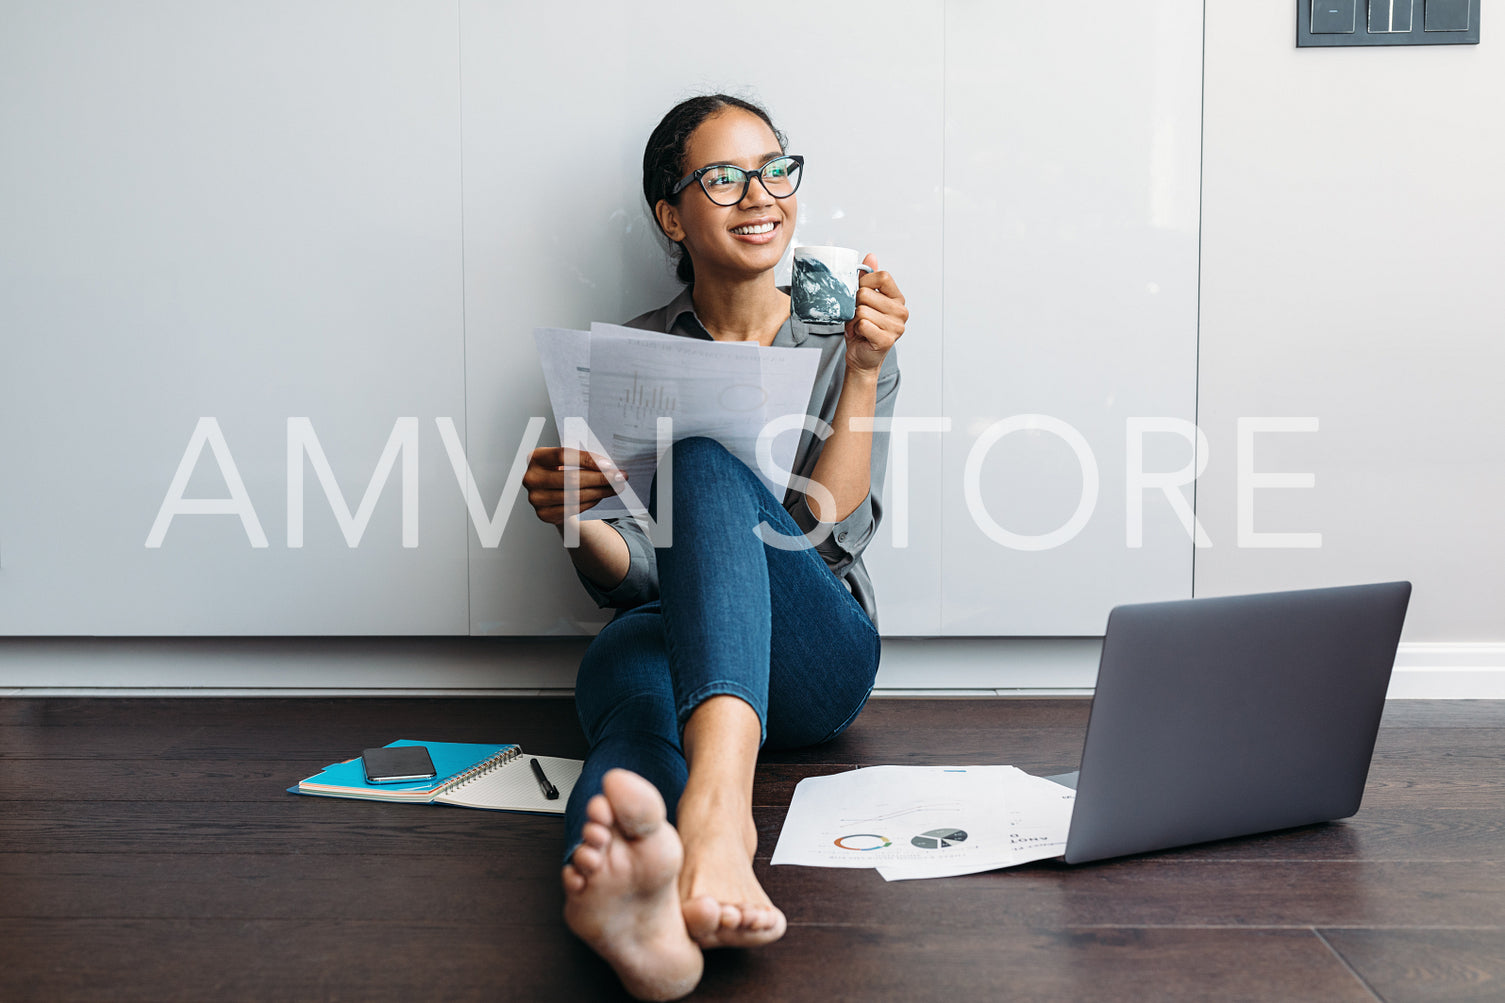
[534,324,821,520]
[771,766,1076,881]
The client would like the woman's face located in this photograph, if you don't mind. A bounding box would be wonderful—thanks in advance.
[657,108,796,285]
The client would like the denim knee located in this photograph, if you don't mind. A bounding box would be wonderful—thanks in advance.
[659,435,749,486]
[648,435,760,524]
[668,434,734,468]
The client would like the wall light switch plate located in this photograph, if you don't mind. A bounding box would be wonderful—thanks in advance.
[1299,0,1480,43]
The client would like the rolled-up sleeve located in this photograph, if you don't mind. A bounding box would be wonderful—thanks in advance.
[785,348,901,576]
[573,516,660,609]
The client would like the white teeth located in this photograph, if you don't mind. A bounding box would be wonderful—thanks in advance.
[732,222,776,235]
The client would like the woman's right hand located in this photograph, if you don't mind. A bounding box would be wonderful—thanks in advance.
[522,447,625,526]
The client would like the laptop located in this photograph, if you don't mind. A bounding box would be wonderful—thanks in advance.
[1041,581,1411,864]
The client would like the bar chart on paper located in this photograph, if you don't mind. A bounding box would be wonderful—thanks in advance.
[618,372,678,418]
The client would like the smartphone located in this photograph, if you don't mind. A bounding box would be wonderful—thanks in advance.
[362,745,437,783]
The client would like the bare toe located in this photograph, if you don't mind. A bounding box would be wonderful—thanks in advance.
[571,843,603,876]
[742,905,782,933]
[582,820,612,849]
[586,791,615,828]
[602,768,661,839]
[681,894,722,942]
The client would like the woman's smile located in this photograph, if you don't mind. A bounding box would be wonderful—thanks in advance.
[729,217,781,243]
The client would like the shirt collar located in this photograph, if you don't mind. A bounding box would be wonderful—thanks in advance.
[661,285,816,347]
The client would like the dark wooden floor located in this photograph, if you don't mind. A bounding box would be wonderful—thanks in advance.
[2,697,1503,1002]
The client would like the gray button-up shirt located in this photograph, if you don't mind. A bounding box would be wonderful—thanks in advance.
[574,284,901,627]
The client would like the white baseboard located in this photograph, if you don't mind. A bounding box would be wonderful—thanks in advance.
[0,638,1500,699]
[1386,643,1505,699]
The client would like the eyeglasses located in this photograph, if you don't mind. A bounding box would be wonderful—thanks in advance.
[670,154,804,207]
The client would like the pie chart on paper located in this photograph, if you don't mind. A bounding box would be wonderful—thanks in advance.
[910,828,969,849]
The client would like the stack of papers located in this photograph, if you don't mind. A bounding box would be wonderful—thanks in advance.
[534,324,821,521]
[771,766,1076,881]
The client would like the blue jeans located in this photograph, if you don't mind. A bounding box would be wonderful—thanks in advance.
[563,436,881,858]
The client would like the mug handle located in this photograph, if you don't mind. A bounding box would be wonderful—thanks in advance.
[857,263,874,275]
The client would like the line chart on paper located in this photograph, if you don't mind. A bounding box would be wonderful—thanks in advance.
[838,801,965,824]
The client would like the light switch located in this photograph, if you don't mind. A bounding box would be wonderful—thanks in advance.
[1369,0,1415,31]
[1425,0,1470,30]
[1312,0,1358,31]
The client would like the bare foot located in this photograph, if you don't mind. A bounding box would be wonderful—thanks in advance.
[676,785,787,950]
[562,769,703,1001]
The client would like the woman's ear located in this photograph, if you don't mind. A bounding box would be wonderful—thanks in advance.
[654,200,685,243]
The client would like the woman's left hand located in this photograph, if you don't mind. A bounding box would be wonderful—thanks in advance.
[843,253,907,377]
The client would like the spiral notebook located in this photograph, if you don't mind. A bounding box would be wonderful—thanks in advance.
[291,740,583,815]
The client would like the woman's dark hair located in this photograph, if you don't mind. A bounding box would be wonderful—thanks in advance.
[642,94,788,285]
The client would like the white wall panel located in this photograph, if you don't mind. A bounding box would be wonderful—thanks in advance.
[0,0,1212,641]
[0,2,469,633]
[940,0,1204,633]
[459,0,946,635]
[1196,4,1505,640]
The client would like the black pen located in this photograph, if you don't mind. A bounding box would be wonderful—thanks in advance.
[530,757,559,799]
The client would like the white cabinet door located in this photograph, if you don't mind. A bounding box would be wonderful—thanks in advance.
[0,2,470,634]
[939,0,1204,634]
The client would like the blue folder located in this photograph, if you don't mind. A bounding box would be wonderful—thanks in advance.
[291,739,518,801]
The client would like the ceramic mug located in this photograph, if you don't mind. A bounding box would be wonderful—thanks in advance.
[790,245,872,324]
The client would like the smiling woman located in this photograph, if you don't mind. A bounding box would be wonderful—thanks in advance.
[520,93,909,1001]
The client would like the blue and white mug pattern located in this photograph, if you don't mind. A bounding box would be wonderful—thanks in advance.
[791,246,872,325]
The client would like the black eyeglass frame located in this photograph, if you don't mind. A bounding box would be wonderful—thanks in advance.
[670,154,805,207]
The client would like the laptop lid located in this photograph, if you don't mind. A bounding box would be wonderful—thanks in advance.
[1061,581,1411,865]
